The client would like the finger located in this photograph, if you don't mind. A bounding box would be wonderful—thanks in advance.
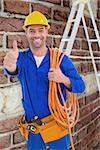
[48,77,56,82]
[4,58,16,65]
[48,74,56,79]
[49,68,55,72]
[48,72,55,76]
[13,40,19,53]
[7,50,18,60]
[4,55,17,64]
[3,63,15,69]
[7,53,17,60]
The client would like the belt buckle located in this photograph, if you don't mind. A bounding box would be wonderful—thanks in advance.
[27,124,37,134]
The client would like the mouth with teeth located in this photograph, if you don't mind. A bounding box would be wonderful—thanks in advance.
[34,38,42,43]
[30,37,43,48]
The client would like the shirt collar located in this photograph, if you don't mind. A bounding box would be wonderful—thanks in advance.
[27,45,50,65]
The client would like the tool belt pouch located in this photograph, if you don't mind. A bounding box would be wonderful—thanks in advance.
[38,115,69,143]
[19,115,68,143]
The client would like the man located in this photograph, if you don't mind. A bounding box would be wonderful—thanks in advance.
[3,11,85,150]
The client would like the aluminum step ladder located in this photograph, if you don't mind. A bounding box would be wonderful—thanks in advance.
[59,0,100,93]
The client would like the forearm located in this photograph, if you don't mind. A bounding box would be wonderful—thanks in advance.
[61,74,71,89]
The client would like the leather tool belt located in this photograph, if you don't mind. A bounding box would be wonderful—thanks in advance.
[18,115,69,143]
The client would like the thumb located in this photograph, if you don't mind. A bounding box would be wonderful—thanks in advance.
[13,40,19,53]
[49,68,55,72]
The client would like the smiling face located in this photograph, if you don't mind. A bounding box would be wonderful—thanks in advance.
[25,25,48,49]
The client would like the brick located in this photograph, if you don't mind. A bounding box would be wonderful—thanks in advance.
[81,129,96,147]
[96,62,100,71]
[77,128,87,141]
[88,29,96,39]
[98,0,100,8]
[7,35,29,49]
[0,51,6,65]
[40,0,61,4]
[0,135,11,149]
[71,51,89,60]
[80,104,93,117]
[78,97,85,109]
[91,107,100,120]
[13,130,25,144]
[73,40,80,49]
[0,17,24,32]
[84,16,90,27]
[4,0,29,15]
[75,113,91,130]
[94,52,100,57]
[89,18,94,29]
[63,0,70,7]
[87,139,95,150]
[85,92,99,105]
[0,34,3,47]
[76,27,85,38]
[91,42,99,51]
[88,63,94,72]
[75,63,82,73]
[93,99,100,110]
[49,23,65,35]
[87,122,95,134]
[82,40,89,50]
[94,115,100,126]
[53,37,61,47]
[80,103,93,118]
[97,9,100,19]
[0,69,8,84]
[32,3,51,19]
[74,141,82,150]
[53,8,70,22]
[0,117,19,133]
[81,63,89,73]
[10,144,27,150]
[97,20,100,31]
[47,36,52,47]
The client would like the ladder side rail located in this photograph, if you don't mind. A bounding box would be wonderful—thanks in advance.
[59,4,77,50]
[87,2,100,47]
[82,15,100,93]
[65,3,85,56]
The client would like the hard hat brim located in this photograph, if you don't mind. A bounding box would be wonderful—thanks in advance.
[23,24,50,30]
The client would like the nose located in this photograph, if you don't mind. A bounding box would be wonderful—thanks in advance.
[32,31,40,38]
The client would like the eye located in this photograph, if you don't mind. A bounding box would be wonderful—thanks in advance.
[29,30,35,33]
[39,29,44,32]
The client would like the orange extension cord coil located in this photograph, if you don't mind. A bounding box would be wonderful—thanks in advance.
[48,48,80,150]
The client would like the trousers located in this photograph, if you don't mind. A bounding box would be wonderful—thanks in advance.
[27,132,70,150]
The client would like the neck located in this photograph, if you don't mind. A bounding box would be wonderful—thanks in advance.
[30,45,48,56]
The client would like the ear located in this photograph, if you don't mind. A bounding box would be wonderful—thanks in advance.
[45,27,48,35]
[25,29,29,37]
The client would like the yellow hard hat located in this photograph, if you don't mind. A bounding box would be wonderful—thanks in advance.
[23,11,50,30]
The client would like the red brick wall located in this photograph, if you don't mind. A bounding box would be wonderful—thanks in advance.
[0,0,100,149]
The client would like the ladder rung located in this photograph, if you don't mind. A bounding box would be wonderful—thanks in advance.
[68,19,76,23]
[61,39,70,42]
[97,73,100,77]
[69,55,100,59]
[88,39,99,42]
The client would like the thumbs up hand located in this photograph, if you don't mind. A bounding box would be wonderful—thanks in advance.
[3,40,19,72]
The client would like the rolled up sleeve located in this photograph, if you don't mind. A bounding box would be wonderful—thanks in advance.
[60,55,85,93]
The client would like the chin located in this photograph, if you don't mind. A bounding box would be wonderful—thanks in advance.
[32,42,44,48]
[32,44,43,49]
